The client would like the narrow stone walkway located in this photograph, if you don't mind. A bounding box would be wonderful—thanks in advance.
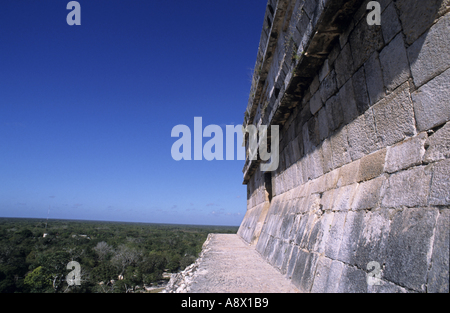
[187,234,299,293]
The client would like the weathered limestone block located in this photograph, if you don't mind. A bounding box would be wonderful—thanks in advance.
[324,211,347,260]
[352,66,370,114]
[381,166,432,208]
[307,147,325,181]
[336,160,360,187]
[379,33,411,92]
[347,109,379,160]
[280,244,293,275]
[297,252,320,292]
[337,210,365,265]
[384,208,439,292]
[319,59,331,82]
[381,2,402,44]
[355,209,391,271]
[321,139,333,173]
[364,52,385,106]
[290,249,308,289]
[310,75,320,95]
[339,18,354,50]
[304,117,320,152]
[272,239,289,271]
[367,279,409,293]
[291,136,302,163]
[336,264,368,293]
[321,188,337,212]
[411,68,450,132]
[330,126,352,169]
[291,249,320,292]
[255,229,270,256]
[310,256,333,293]
[396,0,449,45]
[423,122,450,163]
[334,43,354,88]
[384,133,427,173]
[325,94,344,132]
[318,107,329,141]
[285,245,299,280]
[264,236,278,263]
[407,13,450,87]
[372,82,416,147]
[319,69,338,103]
[295,160,304,187]
[308,174,324,195]
[427,209,449,293]
[310,90,323,115]
[339,78,359,124]
[309,211,334,254]
[429,159,450,206]
[322,168,339,192]
[349,13,384,70]
[358,148,387,182]
[332,183,359,212]
[351,176,387,211]
[321,259,344,293]
[298,213,319,250]
[238,203,266,244]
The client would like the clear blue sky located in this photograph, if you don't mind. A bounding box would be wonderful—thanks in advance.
[0,0,267,226]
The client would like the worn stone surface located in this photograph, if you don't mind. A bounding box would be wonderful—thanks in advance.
[351,176,387,211]
[336,264,367,293]
[319,69,338,103]
[324,212,347,260]
[339,78,359,124]
[349,15,384,70]
[364,52,385,106]
[238,0,449,294]
[325,94,344,132]
[384,208,439,292]
[352,66,370,114]
[396,0,449,45]
[429,159,450,206]
[423,122,450,163]
[427,209,450,293]
[372,82,416,147]
[411,67,450,132]
[358,149,387,182]
[407,13,450,87]
[384,133,427,173]
[321,139,333,173]
[310,256,332,293]
[165,234,299,293]
[379,33,411,92]
[334,43,354,88]
[382,166,432,208]
[310,90,323,115]
[330,126,352,169]
[347,109,379,160]
[337,211,365,265]
[355,209,391,271]
[317,107,329,141]
[336,160,360,188]
[381,2,402,44]
[332,183,358,212]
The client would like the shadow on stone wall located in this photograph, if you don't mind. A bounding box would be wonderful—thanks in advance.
[239,0,449,293]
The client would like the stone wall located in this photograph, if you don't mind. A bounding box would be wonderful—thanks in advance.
[238,0,449,293]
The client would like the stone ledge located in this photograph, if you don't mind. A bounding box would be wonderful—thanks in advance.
[164,234,299,293]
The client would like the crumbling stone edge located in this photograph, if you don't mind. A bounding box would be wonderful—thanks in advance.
[161,234,214,293]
